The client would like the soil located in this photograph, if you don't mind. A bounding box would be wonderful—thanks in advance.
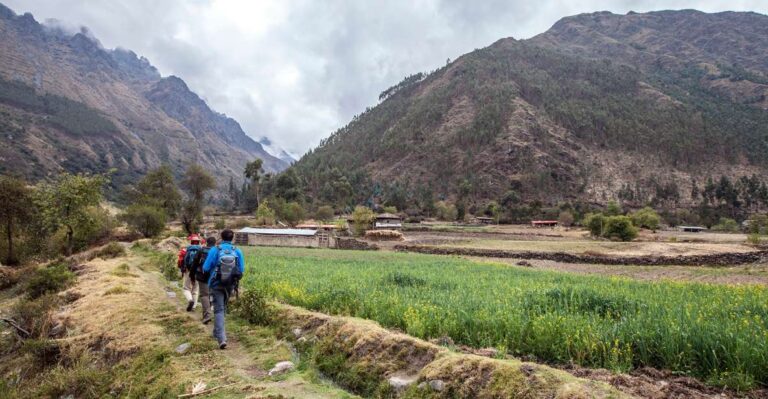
[474,257,768,285]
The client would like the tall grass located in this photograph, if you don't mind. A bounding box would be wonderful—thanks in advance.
[241,247,768,390]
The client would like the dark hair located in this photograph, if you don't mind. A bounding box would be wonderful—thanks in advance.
[221,229,234,242]
[206,237,216,247]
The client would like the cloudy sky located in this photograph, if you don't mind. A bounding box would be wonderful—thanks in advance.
[4,0,768,157]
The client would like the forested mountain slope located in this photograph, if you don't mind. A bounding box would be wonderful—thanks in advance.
[291,10,768,210]
[0,3,288,196]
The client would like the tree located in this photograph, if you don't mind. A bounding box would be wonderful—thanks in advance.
[605,201,623,216]
[435,201,458,221]
[630,207,661,230]
[128,165,181,218]
[583,213,605,237]
[121,204,167,238]
[244,159,264,208]
[316,206,335,223]
[603,216,638,241]
[558,211,574,227]
[180,164,216,234]
[36,173,106,256]
[278,202,306,227]
[0,176,30,265]
[351,206,375,236]
[254,200,276,226]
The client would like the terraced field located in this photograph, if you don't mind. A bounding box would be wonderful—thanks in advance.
[241,247,768,391]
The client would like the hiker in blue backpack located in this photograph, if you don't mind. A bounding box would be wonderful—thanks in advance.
[202,229,245,349]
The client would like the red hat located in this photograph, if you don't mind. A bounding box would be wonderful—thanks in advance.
[188,234,202,244]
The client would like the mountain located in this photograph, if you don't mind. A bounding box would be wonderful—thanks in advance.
[259,137,296,165]
[0,3,288,196]
[290,9,768,209]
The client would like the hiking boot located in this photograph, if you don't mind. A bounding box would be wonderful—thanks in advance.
[186,300,194,312]
[202,315,212,325]
[219,342,227,350]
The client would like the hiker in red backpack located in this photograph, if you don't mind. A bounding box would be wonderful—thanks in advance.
[180,234,203,311]
[202,229,245,349]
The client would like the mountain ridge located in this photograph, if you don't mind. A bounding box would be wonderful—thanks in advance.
[290,9,768,211]
[0,2,288,196]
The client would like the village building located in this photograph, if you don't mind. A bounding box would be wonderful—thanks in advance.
[473,216,495,225]
[234,228,333,248]
[679,226,706,233]
[374,213,403,230]
[531,220,558,227]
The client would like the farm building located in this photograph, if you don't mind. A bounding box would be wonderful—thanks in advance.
[531,220,558,227]
[234,228,333,248]
[679,226,706,233]
[374,213,403,230]
[473,216,495,225]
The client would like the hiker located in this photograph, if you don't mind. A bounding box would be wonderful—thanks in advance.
[181,234,203,311]
[202,229,244,349]
[193,236,217,324]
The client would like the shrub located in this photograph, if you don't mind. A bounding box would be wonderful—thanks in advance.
[435,201,458,221]
[316,205,335,223]
[382,206,398,214]
[630,207,661,230]
[558,211,574,227]
[12,294,59,337]
[747,233,762,245]
[277,201,306,227]
[351,206,375,236]
[582,213,605,237]
[712,217,740,232]
[26,263,75,299]
[121,204,168,238]
[214,218,226,230]
[95,242,126,259]
[605,201,623,216]
[231,289,273,325]
[254,201,276,226]
[603,216,638,241]
[104,285,130,295]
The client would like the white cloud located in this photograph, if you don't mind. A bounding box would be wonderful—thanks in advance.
[4,0,768,156]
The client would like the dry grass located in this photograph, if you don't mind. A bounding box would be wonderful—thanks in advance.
[365,229,405,241]
[278,304,627,398]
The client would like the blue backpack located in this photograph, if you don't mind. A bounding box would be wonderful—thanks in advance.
[216,245,242,291]
[184,246,201,274]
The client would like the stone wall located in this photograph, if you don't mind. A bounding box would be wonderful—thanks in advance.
[394,245,768,266]
[335,237,379,251]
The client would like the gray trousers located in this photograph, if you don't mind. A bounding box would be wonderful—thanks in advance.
[199,281,211,320]
[211,287,229,344]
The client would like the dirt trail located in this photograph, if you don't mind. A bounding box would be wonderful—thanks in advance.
[151,252,359,398]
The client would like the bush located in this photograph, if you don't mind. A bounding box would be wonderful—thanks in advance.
[214,218,226,230]
[316,205,335,223]
[231,289,273,325]
[558,211,574,227]
[712,218,740,232]
[352,206,375,236]
[25,263,75,299]
[254,201,276,226]
[95,242,126,259]
[747,233,762,245]
[12,294,59,337]
[630,207,661,230]
[605,201,623,216]
[277,201,306,227]
[435,201,458,221]
[603,216,638,241]
[582,213,605,237]
[121,204,167,238]
[382,206,398,214]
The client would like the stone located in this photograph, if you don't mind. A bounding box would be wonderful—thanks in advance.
[268,361,295,376]
[175,343,191,354]
[516,260,532,267]
[292,328,302,337]
[166,291,177,299]
[428,379,445,392]
[388,375,418,391]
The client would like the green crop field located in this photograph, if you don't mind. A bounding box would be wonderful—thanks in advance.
[240,247,768,390]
